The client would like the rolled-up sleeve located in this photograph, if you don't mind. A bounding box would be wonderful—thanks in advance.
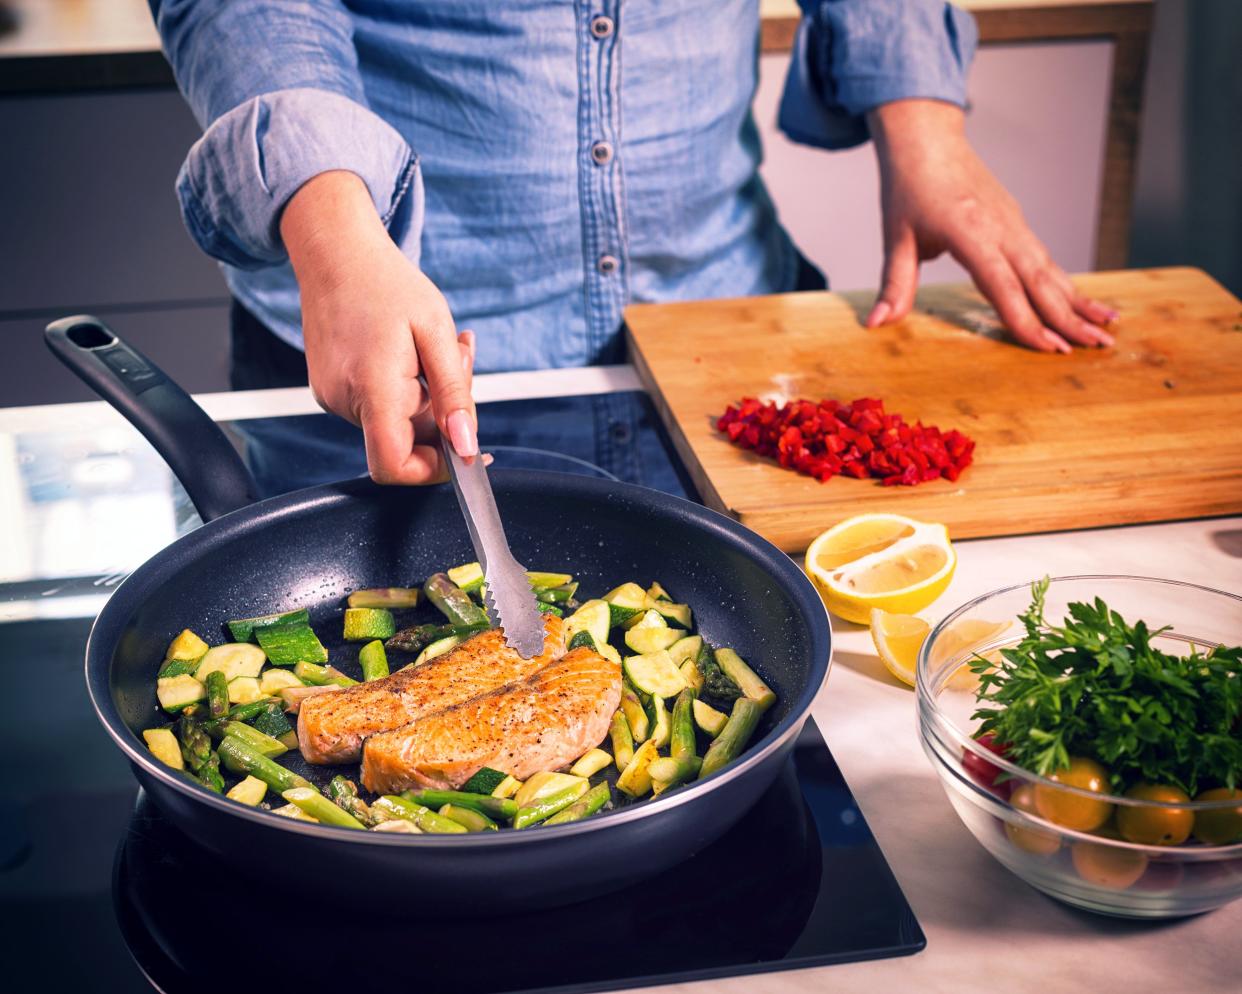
[778,0,979,151]
[151,1,422,270]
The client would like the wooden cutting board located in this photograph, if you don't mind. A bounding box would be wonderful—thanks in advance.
[625,267,1242,552]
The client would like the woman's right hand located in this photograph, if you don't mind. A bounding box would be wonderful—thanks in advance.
[280,170,477,484]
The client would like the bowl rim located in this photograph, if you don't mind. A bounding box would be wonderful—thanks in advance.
[916,573,1242,814]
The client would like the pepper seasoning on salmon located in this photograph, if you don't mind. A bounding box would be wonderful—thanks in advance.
[360,646,622,794]
[297,614,566,765]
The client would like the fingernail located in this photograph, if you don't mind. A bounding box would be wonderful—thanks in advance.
[446,409,478,457]
[1094,327,1115,348]
[867,302,891,328]
[1104,308,1120,322]
[482,453,494,467]
[1044,329,1072,354]
[461,350,472,375]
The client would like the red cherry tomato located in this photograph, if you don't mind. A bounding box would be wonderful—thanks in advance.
[963,732,1013,799]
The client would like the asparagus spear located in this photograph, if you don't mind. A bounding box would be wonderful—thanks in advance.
[205,669,230,720]
[281,787,366,829]
[403,789,518,822]
[697,697,762,780]
[218,735,314,794]
[650,688,699,790]
[609,710,634,771]
[358,639,390,682]
[223,721,289,758]
[177,715,214,773]
[385,622,488,654]
[513,781,589,829]
[371,795,468,834]
[440,803,499,831]
[327,775,377,826]
[424,573,489,627]
[544,782,611,825]
[293,661,358,688]
[201,698,280,737]
[197,756,226,793]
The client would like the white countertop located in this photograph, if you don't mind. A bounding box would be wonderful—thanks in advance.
[642,517,1241,994]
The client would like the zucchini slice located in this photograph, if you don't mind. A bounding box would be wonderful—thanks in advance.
[623,607,667,632]
[565,599,611,649]
[165,629,209,663]
[568,748,613,778]
[414,634,460,667]
[461,767,508,795]
[623,649,688,698]
[343,607,396,641]
[693,699,729,737]
[526,571,574,590]
[292,661,357,688]
[195,643,266,682]
[624,625,682,655]
[258,668,305,696]
[156,674,206,713]
[646,581,673,603]
[142,728,185,769]
[272,802,317,822]
[679,659,704,693]
[227,609,309,643]
[227,676,264,705]
[616,740,659,798]
[491,775,523,800]
[255,623,329,666]
[514,771,587,809]
[446,561,485,593]
[649,599,692,629]
[620,686,650,742]
[715,648,776,712]
[603,583,647,626]
[647,695,671,749]
[596,642,622,667]
[226,775,268,806]
[668,635,703,668]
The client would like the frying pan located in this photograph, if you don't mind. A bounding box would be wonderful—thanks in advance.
[46,315,832,913]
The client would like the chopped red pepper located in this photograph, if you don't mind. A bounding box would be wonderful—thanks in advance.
[715,396,975,486]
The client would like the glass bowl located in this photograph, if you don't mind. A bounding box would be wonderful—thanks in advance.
[916,575,1242,918]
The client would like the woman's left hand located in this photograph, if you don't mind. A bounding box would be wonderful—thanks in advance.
[865,99,1118,353]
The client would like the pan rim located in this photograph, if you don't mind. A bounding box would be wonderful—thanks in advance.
[87,470,832,846]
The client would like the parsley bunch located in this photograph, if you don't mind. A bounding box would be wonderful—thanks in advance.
[970,578,1241,795]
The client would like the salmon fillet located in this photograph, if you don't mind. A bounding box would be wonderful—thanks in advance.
[360,646,622,794]
[297,614,566,764]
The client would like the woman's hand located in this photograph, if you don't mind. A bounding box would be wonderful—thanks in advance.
[281,170,477,484]
[865,99,1118,353]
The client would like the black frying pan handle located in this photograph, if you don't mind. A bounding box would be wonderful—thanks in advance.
[45,315,259,523]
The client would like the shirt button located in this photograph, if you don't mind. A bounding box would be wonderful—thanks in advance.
[597,254,619,275]
[590,15,614,39]
[590,141,613,165]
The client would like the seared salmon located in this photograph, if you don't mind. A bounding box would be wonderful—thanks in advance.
[297,614,565,764]
[360,646,621,793]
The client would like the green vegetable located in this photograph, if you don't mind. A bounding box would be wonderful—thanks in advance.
[514,781,589,828]
[327,775,376,826]
[698,644,743,712]
[616,739,660,798]
[157,657,198,679]
[414,635,461,667]
[156,673,206,713]
[624,649,688,698]
[282,787,366,830]
[404,789,518,822]
[218,736,313,794]
[651,689,700,791]
[196,760,225,793]
[205,669,230,720]
[385,622,488,654]
[646,582,673,603]
[251,702,294,741]
[568,748,612,778]
[565,599,611,649]
[526,571,574,590]
[143,728,184,770]
[460,767,509,795]
[293,661,358,687]
[227,676,264,705]
[693,698,729,737]
[255,622,328,666]
[165,629,210,662]
[195,643,267,681]
[714,648,775,712]
[971,578,1242,794]
[568,630,597,651]
[202,698,279,737]
[545,782,611,825]
[223,721,289,758]
[440,803,499,831]
[176,715,214,773]
[227,609,309,643]
[536,582,579,603]
[446,561,485,594]
[620,686,650,742]
[424,573,489,626]
[347,587,421,609]
[371,795,467,833]
[358,639,390,681]
[603,583,647,626]
[624,626,682,655]
[649,600,692,628]
[698,698,762,780]
[647,694,671,749]
[343,607,396,641]
[609,710,634,770]
[537,602,565,617]
[226,775,268,805]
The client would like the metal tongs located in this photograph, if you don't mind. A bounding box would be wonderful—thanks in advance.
[440,437,545,658]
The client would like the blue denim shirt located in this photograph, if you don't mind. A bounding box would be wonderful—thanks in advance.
[153,0,976,375]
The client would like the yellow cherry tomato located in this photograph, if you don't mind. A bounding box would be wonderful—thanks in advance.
[1071,837,1148,890]
[1005,784,1062,856]
[1034,756,1113,831]
[1116,783,1194,846]
[1192,788,1242,845]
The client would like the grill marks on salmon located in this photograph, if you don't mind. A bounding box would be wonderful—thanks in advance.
[360,646,622,794]
[297,615,566,765]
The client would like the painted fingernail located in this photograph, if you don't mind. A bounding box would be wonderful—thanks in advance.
[867,302,892,328]
[446,409,478,457]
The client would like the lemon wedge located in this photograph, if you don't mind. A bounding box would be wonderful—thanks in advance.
[805,513,956,623]
[869,609,929,687]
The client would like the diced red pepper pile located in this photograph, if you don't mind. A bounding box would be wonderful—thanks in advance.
[715,396,976,486]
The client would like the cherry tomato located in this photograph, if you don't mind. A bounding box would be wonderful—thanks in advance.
[1115,783,1194,845]
[1005,783,1062,856]
[963,732,1013,799]
[1034,756,1113,831]
[1192,788,1242,845]
[1071,836,1148,890]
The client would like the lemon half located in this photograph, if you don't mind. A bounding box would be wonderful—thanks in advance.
[805,513,956,624]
